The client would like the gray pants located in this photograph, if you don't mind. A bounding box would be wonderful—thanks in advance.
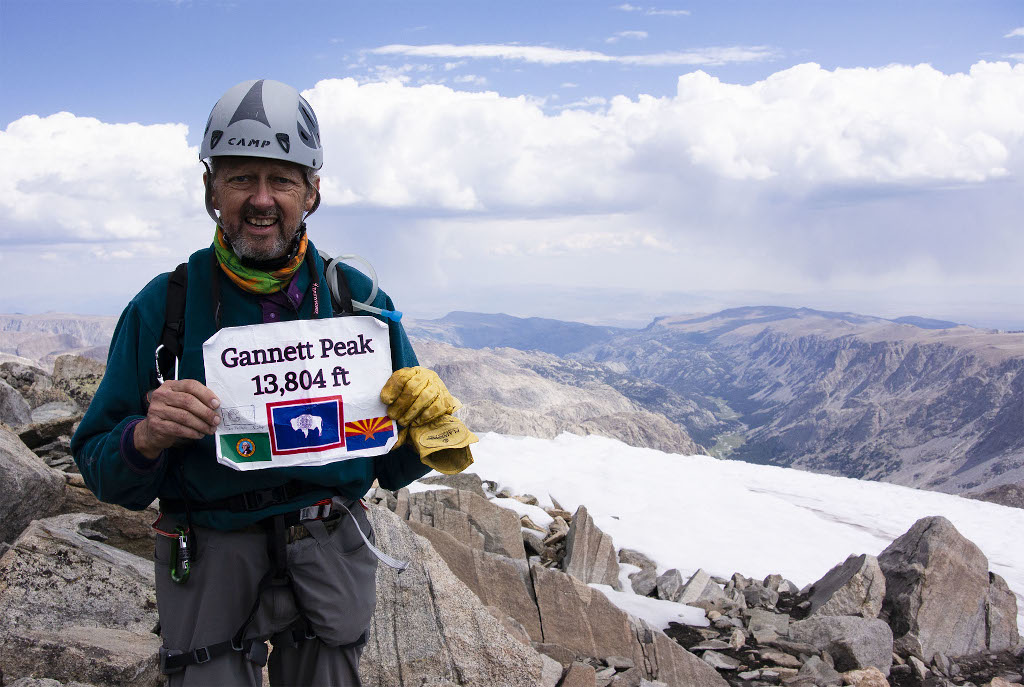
[154,499,378,687]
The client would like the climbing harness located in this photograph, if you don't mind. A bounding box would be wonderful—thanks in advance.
[157,497,404,675]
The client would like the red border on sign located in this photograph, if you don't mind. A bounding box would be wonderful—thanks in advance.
[265,395,345,456]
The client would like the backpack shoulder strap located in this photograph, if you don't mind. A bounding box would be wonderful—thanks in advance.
[157,262,188,382]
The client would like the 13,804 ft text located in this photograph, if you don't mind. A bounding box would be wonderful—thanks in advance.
[250,366,352,397]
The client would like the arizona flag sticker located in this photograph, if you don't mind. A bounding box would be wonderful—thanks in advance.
[345,416,395,452]
[267,395,344,455]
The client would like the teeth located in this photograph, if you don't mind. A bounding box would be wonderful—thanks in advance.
[247,217,277,226]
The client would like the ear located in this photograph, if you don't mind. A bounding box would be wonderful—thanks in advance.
[304,175,320,212]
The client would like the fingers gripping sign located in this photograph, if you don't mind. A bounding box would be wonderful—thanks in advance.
[135,379,221,460]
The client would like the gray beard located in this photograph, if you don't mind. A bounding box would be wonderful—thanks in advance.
[223,222,297,261]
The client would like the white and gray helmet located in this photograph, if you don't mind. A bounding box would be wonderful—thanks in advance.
[200,79,323,170]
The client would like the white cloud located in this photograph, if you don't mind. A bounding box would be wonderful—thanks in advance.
[301,61,1024,215]
[614,4,690,16]
[8,61,1024,240]
[1006,53,1024,61]
[369,43,776,66]
[360,62,433,84]
[1005,27,1024,38]
[0,113,204,245]
[607,30,649,44]
[556,95,609,110]
[453,74,488,86]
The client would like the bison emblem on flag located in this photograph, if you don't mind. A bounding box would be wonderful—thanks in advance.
[290,413,323,437]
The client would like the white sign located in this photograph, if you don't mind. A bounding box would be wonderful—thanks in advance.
[202,316,396,471]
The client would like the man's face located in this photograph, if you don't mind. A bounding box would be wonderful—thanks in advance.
[209,157,318,261]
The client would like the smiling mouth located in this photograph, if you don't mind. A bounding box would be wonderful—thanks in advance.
[246,216,278,228]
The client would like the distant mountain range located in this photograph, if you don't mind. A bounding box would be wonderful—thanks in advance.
[408,307,1024,498]
[5,306,1022,500]
[0,313,116,367]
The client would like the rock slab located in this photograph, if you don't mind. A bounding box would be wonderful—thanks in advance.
[361,505,554,687]
[407,519,542,642]
[0,379,31,427]
[807,553,886,618]
[0,513,158,685]
[878,515,1015,660]
[531,564,727,687]
[52,355,105,409]
[789,616,893,676]
[0,425,65,543]
[564,504,620,588]
[406,488,527,559]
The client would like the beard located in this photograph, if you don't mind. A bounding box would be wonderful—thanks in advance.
[221,205,301,261]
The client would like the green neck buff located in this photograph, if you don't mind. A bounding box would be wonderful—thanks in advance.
[213,226,308,295]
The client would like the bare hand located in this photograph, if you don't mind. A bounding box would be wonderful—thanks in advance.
[134,379,220,460]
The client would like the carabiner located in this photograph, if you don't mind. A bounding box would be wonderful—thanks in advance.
[169,526,192,584]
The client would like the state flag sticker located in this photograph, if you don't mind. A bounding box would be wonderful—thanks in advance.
[266,395,345,456]
[219,432,272,463]
[345,416,395,452]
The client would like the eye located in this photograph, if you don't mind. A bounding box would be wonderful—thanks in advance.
[228,175,250,183]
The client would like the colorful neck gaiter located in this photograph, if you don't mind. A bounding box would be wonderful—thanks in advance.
[213,225,307,294]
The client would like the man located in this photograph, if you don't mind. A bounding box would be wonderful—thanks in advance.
[71,79,475,686]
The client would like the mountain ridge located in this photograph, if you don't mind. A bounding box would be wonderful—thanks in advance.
[5,307,1022,498]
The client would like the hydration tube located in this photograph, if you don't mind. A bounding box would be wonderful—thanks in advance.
[320,252,403,322]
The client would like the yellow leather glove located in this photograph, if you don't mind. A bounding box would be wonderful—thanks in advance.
[396,414,477,475]
[380,366,461,427]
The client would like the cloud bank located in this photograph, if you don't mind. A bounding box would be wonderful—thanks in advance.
[306,61,1024,212]
[3,61,1024,322]
[0,113,203,245]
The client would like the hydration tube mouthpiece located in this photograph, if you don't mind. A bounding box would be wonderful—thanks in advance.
[321,252,403,322]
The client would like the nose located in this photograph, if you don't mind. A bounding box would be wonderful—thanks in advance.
[250,177,275,209]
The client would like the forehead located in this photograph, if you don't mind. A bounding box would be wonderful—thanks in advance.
[214,156,305,178]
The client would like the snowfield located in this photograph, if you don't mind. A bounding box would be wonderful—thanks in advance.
[456,432,1024,632]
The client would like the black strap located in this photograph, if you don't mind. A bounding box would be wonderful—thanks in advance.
[157,262,188,382]
[160,637,268,674]
[210,250,222,330]
[159,480,329,514]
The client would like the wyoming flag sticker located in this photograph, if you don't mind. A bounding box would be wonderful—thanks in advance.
[267,396,344,455]
[344,416,395,452]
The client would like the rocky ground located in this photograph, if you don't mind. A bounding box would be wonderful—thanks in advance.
[0,356,1022,686]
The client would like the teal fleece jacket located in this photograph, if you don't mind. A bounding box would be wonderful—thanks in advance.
[71,242,431,530]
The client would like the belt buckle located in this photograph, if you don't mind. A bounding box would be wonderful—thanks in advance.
[298,498,332,522]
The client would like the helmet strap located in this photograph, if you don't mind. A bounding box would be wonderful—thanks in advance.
[303,188,321,223]
[202,160,224,229]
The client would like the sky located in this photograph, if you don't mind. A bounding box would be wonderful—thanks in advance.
[3,1,1024,328]
[460,432,1024,632]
